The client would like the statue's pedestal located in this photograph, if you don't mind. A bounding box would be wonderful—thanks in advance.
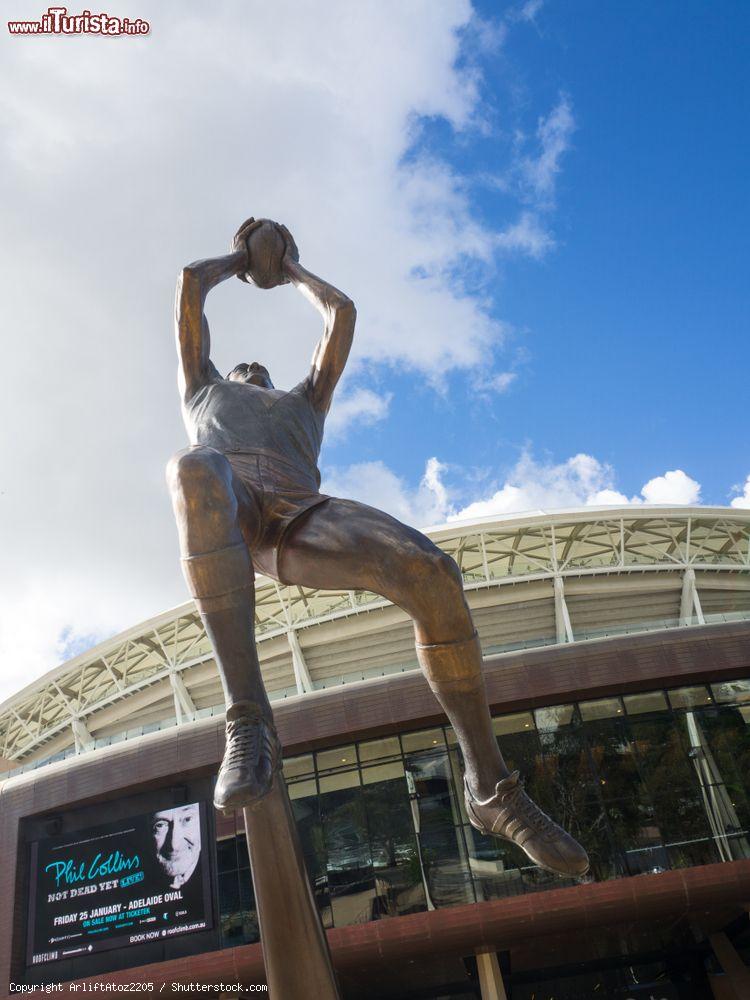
[243,776,340,999]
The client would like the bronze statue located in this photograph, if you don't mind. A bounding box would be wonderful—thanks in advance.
[168,218,589,878]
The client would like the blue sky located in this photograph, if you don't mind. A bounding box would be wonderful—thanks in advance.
[320,0,749,510]
[1,0,748,692]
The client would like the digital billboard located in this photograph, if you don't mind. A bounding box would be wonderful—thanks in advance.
[27,801,213,966]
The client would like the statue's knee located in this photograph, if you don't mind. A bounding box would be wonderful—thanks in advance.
[429,547,463,590]
[409,548,471,640]
[410,546,465,611]
[166,446,230,499]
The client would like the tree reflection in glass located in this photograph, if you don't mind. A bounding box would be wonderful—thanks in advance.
[318,769,375,927]
[289,780,332,928]
[626,712,720,868]
[404,745,474,907]
[362,761,427,917]
[533,706,614,881]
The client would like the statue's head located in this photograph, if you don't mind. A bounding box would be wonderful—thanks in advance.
[227,361,274,389]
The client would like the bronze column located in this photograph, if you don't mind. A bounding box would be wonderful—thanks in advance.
[243,773,340,998]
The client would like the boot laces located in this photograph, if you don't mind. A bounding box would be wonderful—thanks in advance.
[224,714,270,770]
[501,776,559,838]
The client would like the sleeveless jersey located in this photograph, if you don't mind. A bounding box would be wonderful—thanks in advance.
[183,373,325,482]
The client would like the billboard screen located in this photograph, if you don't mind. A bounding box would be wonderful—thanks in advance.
[27,801,213,966]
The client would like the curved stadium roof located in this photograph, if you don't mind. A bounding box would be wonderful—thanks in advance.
[2,505,749,776]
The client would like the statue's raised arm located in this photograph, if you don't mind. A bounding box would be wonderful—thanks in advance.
[278,225,356,414]
[174,218,262,401]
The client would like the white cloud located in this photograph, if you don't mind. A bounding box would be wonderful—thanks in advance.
[588,488,630,505]
[325,387,392,439]
[473,370,517,394]
[509,0,544,23]
[423,457,450,512]
[318,451,707,530]
[320,451,623,528]
[452,458,702,520]
[321,459,448,528]
[494,211,554,258]
[0,579,131,705]
[520,94,576,206]
[639,469,701,505]
[490,371,517,392]
[730,476,750,509]
[451,451,621,520]
[2,0,530,702]
[485,93,575,258]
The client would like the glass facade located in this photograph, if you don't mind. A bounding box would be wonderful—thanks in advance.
[215,677,750,948]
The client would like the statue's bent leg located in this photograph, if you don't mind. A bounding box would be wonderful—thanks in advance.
[278,497,504,791]
[279,498,589,877]
[167,447,280,811]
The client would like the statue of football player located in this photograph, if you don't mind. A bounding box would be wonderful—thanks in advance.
[168,218,589,878]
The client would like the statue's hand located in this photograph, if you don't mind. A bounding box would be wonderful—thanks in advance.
[278,223,300,273]
[231,217,263,282]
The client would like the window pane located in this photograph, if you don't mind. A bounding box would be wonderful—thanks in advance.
[688,705,750,851]
[218,869,238,922]
[214,810,237,841]
[580,698,624,721]
[316,745,356,771]
[358,736,401,762]
[218,870,257,947]
[405,747,461,829]
[237,874,259,944]
[290,786,330,925]
[570,790,620,882]
[668,686,712,709]
[447,746,468,824]
[465,824,526,902]
[319,780,373,927]
[319,769,360,793]
[665,837,721,869]
[604,797,666,876]
[419,823,475,908]
[362,761,405,784]
[288,777,318,800]
[216,836,237,873]
[492,712,535,735]
[629,714,715,847]
[362,771,427,917]
[712,679,750,704]
[584,716,642,801]
[236,831,249,870]
[494,729,539,781]
[532,714,613,876]
[283,754,314,779]
[401,729,446,753]
[536,718,589,798]
[624,691,668,715]
[535,704,575,730]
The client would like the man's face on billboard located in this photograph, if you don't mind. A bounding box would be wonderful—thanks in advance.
[151,804,201,887]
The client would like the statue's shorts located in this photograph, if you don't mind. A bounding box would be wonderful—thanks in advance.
[224,449,330,582]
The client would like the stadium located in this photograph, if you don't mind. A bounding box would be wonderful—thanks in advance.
[2,504,750,999]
